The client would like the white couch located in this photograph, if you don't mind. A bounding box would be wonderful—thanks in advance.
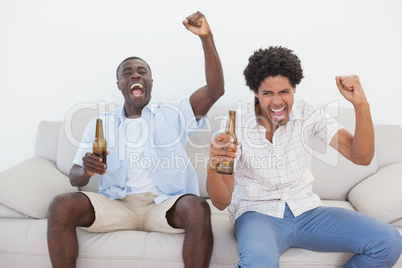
[0,103,401,268]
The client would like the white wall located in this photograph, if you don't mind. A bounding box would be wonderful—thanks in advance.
[1,0,401,171]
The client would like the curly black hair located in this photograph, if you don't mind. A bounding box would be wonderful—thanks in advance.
[243,46,304,93]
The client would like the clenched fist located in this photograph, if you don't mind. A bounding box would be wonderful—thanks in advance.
[209,133,239,171]
[335,75,368,106]
[183,11,211,37]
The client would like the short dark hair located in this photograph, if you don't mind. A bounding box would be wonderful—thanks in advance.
[243,46,304,93]
[116,56,152,79]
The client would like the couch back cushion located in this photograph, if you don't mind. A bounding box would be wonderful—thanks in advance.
[310,107,378,200]
[373,124,402,168]
[34,121,63,163]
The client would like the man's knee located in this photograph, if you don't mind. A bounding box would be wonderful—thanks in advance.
[361,224,402,267]
[377,226,402,265]
[186,196,211,221]
[48,193,94,227]
[48,193,74,219]
[238,241,279,268]
[172,195,211,229]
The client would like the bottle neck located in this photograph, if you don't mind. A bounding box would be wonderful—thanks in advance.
[95,119,105,139]
[228,112,236,134]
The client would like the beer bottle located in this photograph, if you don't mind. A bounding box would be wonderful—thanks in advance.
[93,118,107,168]
[217,110,237,175]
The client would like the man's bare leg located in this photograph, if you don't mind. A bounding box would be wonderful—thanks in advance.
[166,195,213,268]
[47,193,95,268]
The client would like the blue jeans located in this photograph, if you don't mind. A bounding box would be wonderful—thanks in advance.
[234,205,402,268]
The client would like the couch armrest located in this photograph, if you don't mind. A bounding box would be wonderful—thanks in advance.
[0,157,78,219]
[348,163,402,223]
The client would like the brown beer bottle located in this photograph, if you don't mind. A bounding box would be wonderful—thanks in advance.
[217,110,237,175]
[93,118,107,168]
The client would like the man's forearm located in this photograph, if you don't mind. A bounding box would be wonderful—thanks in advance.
[206,166,233,210]
[352,102,375,165]
[69,165,92,187]
[201,33,224,99]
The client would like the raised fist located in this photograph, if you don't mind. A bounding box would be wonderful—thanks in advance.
[335,75,368,105]
[183,11,211,37]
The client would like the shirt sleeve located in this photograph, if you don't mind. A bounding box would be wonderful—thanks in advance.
[176,97,207,134]
[306,101,344,145]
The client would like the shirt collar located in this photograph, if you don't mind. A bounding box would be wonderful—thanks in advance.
[116,98,160,128]
[143,98,160,115]
[288,99,303,121]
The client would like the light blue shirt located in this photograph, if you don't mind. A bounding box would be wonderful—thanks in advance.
[73,97,207,204]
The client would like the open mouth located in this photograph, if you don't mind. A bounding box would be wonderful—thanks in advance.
[129,83,144,97]
[270,107,287,122]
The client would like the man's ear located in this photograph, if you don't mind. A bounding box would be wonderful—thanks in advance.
[116,81,121,91]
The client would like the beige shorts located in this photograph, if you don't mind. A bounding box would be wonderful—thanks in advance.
[79,192,185,234]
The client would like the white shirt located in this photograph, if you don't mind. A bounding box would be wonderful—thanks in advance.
[124,117,163,196]
[229,99,343,224]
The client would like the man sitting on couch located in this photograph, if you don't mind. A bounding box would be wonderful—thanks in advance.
[47,11,224,268]
[207,46,402,267]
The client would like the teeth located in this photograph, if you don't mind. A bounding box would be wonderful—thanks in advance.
[271,107,285,112]
[130,83,143,90]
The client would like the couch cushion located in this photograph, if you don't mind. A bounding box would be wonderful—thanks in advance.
[310,143,378,200]
[0,204,29,218]
[57,124,79,175]
[321,200,356,211]
[2,214,401,268]
[0,157,78,218]
[374,124,402,168]
[185,131,211,198]
[311,106,378,200]
[34,121,63,163]
[391,219,402,228]
[0,218,39,267]
[348,163,402,223]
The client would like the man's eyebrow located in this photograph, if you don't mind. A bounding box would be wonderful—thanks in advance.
[122,67,133,73]
[122,66,147,72]
[260,89,291,93]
